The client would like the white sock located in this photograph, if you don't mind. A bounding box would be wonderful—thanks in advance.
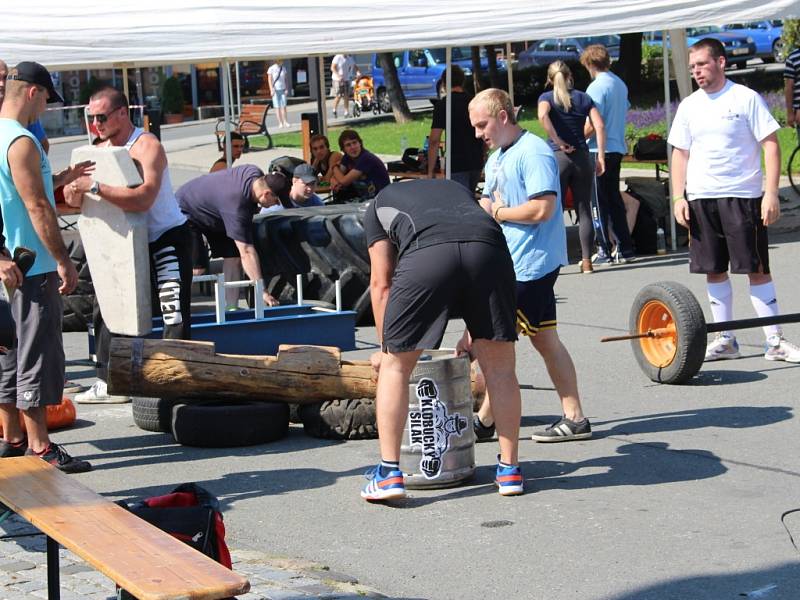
[707,279,734,338]
[749,281,781,340]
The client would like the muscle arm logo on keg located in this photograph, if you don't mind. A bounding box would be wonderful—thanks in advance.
[408,378,468,479]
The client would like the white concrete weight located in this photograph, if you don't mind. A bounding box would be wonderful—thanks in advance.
[71,145,152,336]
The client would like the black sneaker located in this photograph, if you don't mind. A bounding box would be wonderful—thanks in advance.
[0,437,27,458]
[26,443,92,473]
[473,415,496,442]
[531,417,592,443]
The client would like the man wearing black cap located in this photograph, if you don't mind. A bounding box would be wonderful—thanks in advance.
[176,165,282,310]
[259,165,324,213]
[65,85,193,404]
[0,62,91,472]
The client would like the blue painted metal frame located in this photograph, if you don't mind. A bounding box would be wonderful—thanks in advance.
[89,305,357,357]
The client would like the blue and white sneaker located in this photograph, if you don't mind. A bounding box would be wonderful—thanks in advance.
[361,465,406,502]
[704,334,740,361]
[591,248,614,266]
[495,461,524,496]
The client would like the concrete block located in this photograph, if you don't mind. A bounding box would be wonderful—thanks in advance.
[71,146,152,336]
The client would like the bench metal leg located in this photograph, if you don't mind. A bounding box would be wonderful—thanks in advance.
[47,535,60,600]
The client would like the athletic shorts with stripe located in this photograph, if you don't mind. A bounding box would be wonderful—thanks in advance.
[381,241,518,353]
[516,268,560,337]
[688,197,770,274]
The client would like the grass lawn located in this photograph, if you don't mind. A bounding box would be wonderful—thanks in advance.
[249,108,800,175]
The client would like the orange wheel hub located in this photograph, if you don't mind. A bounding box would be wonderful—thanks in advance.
[637,300,678,368]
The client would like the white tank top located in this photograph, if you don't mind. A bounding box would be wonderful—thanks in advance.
[125,128,186,242]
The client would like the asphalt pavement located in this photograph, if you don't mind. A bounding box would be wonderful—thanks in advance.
[6,122,800,600]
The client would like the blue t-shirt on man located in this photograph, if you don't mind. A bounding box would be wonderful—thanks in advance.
[483,131,568,282]
[586,71,629,155]
[0,119,58,277]
[539,89,594,152]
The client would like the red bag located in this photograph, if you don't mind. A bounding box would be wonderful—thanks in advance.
[124,483,232,569]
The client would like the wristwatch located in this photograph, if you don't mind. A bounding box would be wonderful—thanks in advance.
[89,180,100,195]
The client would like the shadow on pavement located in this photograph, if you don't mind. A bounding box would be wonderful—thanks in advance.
[606,562,800,600]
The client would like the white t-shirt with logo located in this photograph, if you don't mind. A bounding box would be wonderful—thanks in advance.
[331,54,356,82]
[667,80,779,200]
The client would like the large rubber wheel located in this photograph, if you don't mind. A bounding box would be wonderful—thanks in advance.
[62,238,95,332]
[788,145,800,197]
[770,39,785,63]
[171,400,290,447]
[253,204,373,323]
[377,88,391,114]
[629,281,706,385]
[299,398,377,440]
[132,397,183,433]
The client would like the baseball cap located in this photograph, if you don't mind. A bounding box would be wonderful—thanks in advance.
[7,62,63,104]
[293,163,318,185]
[265,172,291,206]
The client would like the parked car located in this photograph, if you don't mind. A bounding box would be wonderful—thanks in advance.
[517,36,620,68]
[645,27,757,69]
[370,47,506,101]
[722,20,784,62]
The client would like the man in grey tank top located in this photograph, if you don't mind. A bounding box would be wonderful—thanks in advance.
[65,87,193,404]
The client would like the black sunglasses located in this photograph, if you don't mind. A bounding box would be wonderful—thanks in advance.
[86,107,122,123]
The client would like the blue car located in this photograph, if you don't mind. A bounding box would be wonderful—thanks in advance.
[723,20,784,62]
[371,47,506,101]
[646,27,757,69]
[517,36,620,68]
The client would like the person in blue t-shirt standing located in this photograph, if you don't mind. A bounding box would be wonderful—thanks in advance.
[468,87,592,443]
[581,44,635,263]
[0,62,92,473]
[538,61,606,274]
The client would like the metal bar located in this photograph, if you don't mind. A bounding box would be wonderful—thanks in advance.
[253,279,265,317]
[214,274,226,324]
[47,536,60,600]
[706,312,800,334]
[296,274,304,305]
[601,328,672,343]
[335,279,342,312]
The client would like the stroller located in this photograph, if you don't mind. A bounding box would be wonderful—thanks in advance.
[351,75,381,116]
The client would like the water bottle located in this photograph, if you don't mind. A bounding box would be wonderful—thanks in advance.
[656,227,667,255]
[422,136,430,153]
[400,135,408,155]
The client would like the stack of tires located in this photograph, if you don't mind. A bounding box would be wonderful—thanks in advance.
[62,238,95,332]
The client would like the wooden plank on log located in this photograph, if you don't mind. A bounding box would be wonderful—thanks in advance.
[108,338,376,403]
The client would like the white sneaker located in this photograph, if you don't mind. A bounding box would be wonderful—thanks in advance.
[704,334,740,362]
[74,380,130,404]
[764,335,800,363]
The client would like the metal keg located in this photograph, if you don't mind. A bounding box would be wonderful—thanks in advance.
[400,350,475,489]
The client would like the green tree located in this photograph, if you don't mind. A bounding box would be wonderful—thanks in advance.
[377,53,413,123]
[782,19,800,59]
[160,76,184,115]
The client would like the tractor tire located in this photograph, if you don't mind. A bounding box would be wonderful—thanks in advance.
[171,399,290,447]
[253,204,373,323]
[62,238,95,332]
[298,398,377,440]
[629,281,706,385]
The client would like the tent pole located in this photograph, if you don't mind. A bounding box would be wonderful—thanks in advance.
[235,60,242,116]
[122,67,129,102]
[318,56,327,136]
[445,47,452,180]
[663,30,677,251]
[222,59,233,169]
[506,42,514,106]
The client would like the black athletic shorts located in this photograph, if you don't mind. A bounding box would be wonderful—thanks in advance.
[516,268,559,337]
[188,223,239,270]
[381,241,518,353]
[688,197,770,274]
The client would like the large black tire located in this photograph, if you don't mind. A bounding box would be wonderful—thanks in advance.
[299,398,377,440]
[62,238,95,332]
[171,400,290,447]
[629,281,706,385]
[789,145,800,197]
[253,204,373,323]
[132,397,183,433]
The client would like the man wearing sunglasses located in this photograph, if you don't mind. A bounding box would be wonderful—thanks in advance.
[0,62,92,472]
[65,86,193,404]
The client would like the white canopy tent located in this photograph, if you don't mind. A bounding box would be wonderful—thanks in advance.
[4,1,799,68]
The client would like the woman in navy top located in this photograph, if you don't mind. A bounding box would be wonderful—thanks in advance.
[538,61,606,274]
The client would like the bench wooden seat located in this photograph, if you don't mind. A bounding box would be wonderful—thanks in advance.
[215,103,273,151]
[0,456,250,600]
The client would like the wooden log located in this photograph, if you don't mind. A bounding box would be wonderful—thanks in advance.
[108,339,377,404]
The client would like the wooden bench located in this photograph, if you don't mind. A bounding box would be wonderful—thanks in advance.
[0,456,250,600]
[215,103,273,152]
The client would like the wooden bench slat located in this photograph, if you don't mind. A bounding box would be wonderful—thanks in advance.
[0,457,249,600]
